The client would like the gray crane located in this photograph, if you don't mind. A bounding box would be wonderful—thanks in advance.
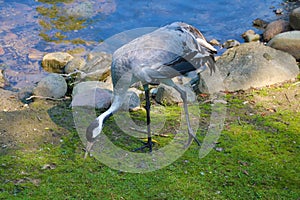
[84,22,217,158]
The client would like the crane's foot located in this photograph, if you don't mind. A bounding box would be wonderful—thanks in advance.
[184,133,201,148]
[133,137,153,152]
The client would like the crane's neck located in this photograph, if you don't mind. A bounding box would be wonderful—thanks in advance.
[92,96,124,139]
[92,110,112,139]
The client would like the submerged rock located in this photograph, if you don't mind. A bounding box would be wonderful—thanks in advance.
[33,73,67,98]
[267,31,300,60]
[214,42,299,91]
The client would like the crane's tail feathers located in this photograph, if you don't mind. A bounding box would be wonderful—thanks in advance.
[196,38,217,54]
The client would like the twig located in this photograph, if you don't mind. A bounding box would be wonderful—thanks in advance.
[284,93,291,103]
[61,69,87,78]
[26,95,70,101]
[129,127,148,134]
[292,81,300,86]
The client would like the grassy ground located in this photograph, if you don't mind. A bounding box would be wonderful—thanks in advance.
[0,79,299,199]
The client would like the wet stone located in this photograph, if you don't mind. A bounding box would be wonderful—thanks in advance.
[42,52,74,73]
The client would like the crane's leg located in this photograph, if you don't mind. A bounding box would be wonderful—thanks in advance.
[162,80,201,147]
[133,84,153,152]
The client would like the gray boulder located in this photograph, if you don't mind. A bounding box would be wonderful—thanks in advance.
[72,81,140,110]
[212,42,299,91]
[64,57,86,74]
[42,52,74,73]
[290,7,300,30]
[81,52,112,81]
[155,84,196,105]
[267,31,300,60]
[33,73,67,98]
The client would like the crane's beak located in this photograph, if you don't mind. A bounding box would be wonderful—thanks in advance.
[84,141,94,159]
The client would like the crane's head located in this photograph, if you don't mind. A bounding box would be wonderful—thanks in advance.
[84,119,103,159]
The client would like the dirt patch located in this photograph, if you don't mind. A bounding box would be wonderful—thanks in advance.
[0,90,72,154]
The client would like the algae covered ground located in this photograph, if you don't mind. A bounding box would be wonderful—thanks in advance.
[0,78,299,199]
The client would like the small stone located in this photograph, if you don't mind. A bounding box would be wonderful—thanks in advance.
[274,8,284,15]
[252,18,268,29]
[242,30,260,42]
[209,39,221,46]
[28,48,44,60]
[0,46,4,55]
[215,147,224,152]
[0,69,5,88]
[222,39,240,49]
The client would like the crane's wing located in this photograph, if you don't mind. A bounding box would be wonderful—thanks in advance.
[113,22,216,83]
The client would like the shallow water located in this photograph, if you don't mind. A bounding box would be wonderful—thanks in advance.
[0,0,290,89]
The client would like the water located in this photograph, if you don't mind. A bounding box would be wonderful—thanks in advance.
[0,0,289,89]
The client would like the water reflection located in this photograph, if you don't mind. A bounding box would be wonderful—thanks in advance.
[37,0,116,44]
[0,0,292,89]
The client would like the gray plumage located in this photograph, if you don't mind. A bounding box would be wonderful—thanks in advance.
[84,22,217,158]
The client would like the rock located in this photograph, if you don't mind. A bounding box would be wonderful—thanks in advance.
[274,8,284,15]
[290,7,300,30]
[241,30,260,42]
[18,86,34,102]
[267,31,300,60]
[263,20,291,42]
[0,69,5,88]
[155,84,196,105]
[81,52,112,81]
[72,82,112,110]
[215,42,299,91]
[72,81,140,110]
[122,90,141,111]
[42,52,74,73]
[65,1,94,18]
[33,73,67,98]
[252,18,268,29]
[209,39,221,47]
[222,39,240,49]
[64,57,86,74]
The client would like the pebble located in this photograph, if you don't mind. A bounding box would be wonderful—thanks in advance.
[241,30,260,42]
[253,18,268,29]
[222,39,240,49]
